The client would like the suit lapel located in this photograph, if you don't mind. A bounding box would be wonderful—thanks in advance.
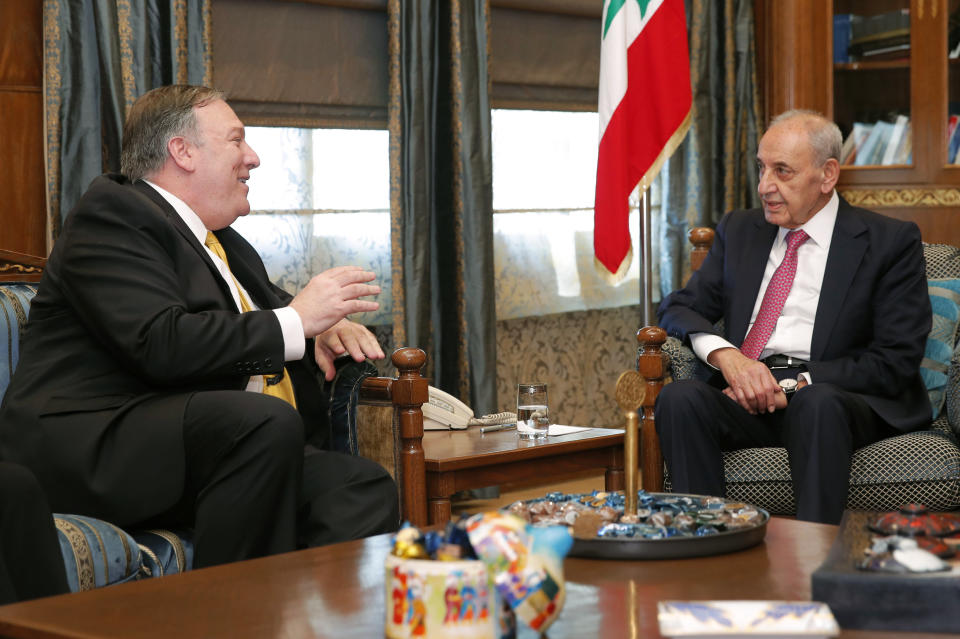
[728,216,778,346]
[132,180,238,307]
[811,199,867,359]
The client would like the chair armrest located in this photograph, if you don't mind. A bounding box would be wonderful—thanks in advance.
[635,226,714,494]
[357,347,429,527]
[637,327,667,492]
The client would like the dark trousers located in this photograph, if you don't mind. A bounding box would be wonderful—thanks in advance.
[0,462,69,604]
[654,378,898,524]
[133,391,399,568]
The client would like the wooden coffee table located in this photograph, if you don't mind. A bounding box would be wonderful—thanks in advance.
[0,517,939,638]
[422,426,626,524]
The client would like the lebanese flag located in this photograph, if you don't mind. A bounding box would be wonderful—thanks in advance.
[594,0,692,282]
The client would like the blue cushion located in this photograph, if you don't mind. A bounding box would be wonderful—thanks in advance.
[0,283,38,403]
[921,278,960,418]
[134,529,194,577]
[54,514,142,592]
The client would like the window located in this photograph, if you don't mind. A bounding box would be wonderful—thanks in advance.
[491,109,643,321]
[234,127,391,326]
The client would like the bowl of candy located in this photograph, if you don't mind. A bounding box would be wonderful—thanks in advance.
[507,490,769,560]
[386,512,572,639]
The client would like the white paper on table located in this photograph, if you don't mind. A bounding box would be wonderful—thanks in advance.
[548,424,592,436]
[657,600,839,638]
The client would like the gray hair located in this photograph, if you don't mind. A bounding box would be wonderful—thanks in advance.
[768,109,843,166]
[120,85,225,181]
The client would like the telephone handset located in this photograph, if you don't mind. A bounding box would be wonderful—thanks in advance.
[422,386,516,430]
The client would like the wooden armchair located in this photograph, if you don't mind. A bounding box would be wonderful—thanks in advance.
[0,250,429,590]
[636,229,960,514]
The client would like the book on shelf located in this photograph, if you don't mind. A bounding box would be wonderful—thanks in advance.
[848,32,910,61]
[949,114,960,164]
[841,122,873,165]
[854,121,892,167]
[893,122,912,165]
[880,115,909,166]
[847,9,911,61]
[833,14,855,64]
[850,9,910,42]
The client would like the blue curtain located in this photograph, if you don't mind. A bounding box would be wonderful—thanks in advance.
[656,0,761,298]
[388,0,497,413]
[43,0,212,242]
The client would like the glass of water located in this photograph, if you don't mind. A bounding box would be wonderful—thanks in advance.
[516,383,549,440]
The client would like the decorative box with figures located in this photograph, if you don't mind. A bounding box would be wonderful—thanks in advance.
[385,512,572,639]
[811,505,960,633]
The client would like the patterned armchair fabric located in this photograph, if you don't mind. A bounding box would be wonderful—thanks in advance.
[659,242,960,515]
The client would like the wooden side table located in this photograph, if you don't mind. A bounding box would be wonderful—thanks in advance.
[422,427,626,524]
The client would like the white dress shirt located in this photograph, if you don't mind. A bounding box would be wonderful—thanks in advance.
[690,191,839,382]
[144,181,305,393]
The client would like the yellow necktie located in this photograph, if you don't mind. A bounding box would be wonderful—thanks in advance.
[205,232,297,409]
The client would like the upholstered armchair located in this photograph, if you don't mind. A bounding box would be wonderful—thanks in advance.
[636,229,960,515]
[0,250,428,591]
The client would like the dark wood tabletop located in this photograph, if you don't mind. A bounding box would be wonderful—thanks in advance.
[0,517,942,638]
[422,426,626,524]
[422,426,624,471]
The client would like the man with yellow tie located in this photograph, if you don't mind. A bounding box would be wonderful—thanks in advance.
[0,85,399,567]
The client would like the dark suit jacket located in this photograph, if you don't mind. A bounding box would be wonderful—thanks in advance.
[0,175,328,523]
[657,196,932,432]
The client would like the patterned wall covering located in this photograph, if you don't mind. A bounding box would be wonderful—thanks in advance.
[495,305,639,428]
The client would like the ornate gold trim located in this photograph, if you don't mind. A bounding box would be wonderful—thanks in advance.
[144,529,187,573]
[838,187,960,208]
[0,264,43,274]
[55,518,96,591]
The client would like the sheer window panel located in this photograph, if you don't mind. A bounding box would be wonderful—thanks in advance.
[492,109,648,319]
[235,127,392,326]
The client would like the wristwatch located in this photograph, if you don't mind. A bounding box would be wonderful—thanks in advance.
[779,378,798,398]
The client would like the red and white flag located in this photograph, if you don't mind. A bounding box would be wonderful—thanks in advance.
[594,0,692,282]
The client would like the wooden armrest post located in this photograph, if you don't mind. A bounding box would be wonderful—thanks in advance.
[688,227,714,275]
[390,348,429,527]
[636,326,667,492]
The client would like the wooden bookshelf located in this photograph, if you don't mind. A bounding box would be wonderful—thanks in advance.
[757,0,960,246]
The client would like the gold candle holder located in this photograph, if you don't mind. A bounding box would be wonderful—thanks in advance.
[615,370,646,517]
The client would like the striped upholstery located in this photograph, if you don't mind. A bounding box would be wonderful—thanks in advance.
[53,514,142,592]
[1,280,193,589]
[661,242,960,515]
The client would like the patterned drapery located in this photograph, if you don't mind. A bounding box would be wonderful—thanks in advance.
[655,0,761,297]
[388,0,497,413]
[43,0,211,245]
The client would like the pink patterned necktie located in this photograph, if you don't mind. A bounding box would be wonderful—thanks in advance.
[740,229,810,360]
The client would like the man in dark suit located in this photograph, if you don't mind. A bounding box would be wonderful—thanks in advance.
[655,110,932,524]
[0,85,399,567]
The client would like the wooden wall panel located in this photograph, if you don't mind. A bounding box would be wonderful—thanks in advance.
[0,92,45,256]
[0,0,42,85]
[0,0,45,257]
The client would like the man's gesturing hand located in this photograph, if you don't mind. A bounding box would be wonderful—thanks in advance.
[314,319,385,381]
[289,266,380,338]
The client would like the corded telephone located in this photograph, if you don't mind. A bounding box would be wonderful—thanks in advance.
[422,386,516,430]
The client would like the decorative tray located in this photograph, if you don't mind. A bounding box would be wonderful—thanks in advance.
[506,491,769,560]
